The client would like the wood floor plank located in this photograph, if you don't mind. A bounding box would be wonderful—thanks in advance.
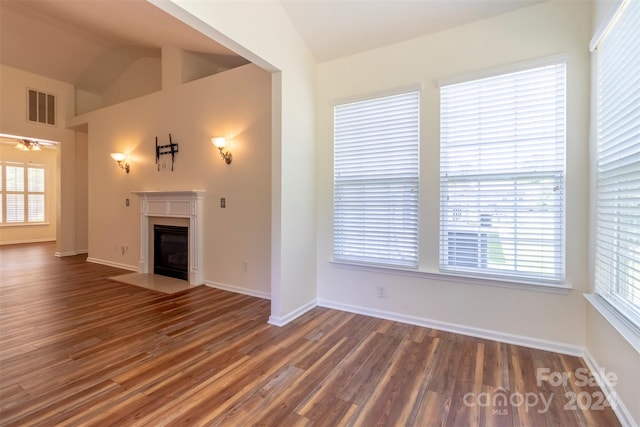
[0,243,623,426]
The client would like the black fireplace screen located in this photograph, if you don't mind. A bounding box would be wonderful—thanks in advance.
[153,225,188,281]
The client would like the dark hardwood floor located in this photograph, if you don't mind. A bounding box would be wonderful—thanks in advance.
[0,243,621,426]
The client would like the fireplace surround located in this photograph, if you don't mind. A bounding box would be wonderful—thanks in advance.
[132,190,204,285]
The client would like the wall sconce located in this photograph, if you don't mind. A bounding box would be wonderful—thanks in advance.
[110,152,130,173]
[211,137,232,165]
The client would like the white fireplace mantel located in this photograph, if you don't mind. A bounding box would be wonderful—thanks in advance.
[132,190,204,285]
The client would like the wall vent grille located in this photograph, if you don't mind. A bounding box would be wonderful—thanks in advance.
[27,89,55,126]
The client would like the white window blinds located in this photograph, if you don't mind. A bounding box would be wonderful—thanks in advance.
[5,165,25,223]
[440,63,566,284]
[1,163,46,224]
[334,91,420,267]
[593,0,640,329]
[27,167,45,222]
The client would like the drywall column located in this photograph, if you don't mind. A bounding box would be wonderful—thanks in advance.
[74,131,89,253]
[156,0,318,323]
[55,138,76,256]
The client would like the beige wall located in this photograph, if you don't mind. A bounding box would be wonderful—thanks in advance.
[0,64,80,254]
[79,63,272,297]
[587,0,640,425]
[74,132,89,253]
[0,144,57,244]
[102,57,162,107]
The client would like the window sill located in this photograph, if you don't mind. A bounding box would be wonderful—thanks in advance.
[0,222,50,228]
[584,293,640,353]
[330,260,572,295]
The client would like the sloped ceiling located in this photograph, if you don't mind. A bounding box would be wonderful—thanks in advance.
[281,0,545,62]
[0,0,246,94]
[1,0,546,94]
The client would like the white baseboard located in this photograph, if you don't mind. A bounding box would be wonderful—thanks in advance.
[86,257,138,272]
[53,248,88,257]
[55,251,78,257]
[203,280,270,300]
[268,299,317,327]
[582,349,637,427]
[1,238,55,246]
[318,299,584,357]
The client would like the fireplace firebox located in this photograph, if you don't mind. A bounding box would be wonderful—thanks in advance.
[153,225,188,280]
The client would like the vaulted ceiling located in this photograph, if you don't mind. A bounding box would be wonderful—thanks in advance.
[0,0,544,95]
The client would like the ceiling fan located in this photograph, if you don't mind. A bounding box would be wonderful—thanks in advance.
[15,139,42,151]
[0,134,57,151]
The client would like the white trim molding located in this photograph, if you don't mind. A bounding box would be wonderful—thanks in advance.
[54,248,88,257]
[0,237,55,246]
[585,294,640,354]
[582,349,637,427]
[86,257,138,272]
[268,299,317,327]
[318,298,584,356]
[204,280,270,300]
[132,190,204,286]
[55,251,78,257]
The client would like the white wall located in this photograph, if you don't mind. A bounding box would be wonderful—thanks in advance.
[586,1,640,425]
[0,64,79,254]
[79,63,272,297]
[316,1,592,348]
[160,0,318,323]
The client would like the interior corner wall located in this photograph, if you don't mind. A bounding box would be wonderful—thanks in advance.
[84,63,272,297]
[316,1,592,348]
[0,64,78,254]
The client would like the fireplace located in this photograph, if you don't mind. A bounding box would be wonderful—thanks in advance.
[132,190,204,285]
[153,225,188,280]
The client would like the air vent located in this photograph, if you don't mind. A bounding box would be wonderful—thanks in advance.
[27,89,55,126]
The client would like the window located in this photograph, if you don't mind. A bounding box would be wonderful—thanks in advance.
[0,162,46,225]
[440,62,566,284]
[593,0,640,329]
[333,91,420,267]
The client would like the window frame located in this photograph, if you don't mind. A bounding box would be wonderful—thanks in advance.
[0,161,48,226]
[438,59,567,287]
[332,89,421,268]
[588,0,640,349]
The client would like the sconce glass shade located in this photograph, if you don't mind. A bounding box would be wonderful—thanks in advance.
[111,152,126,161]
[110,152,130,173]
[15,139,41,151]
[211,137,226,149]
[211,137,232,165]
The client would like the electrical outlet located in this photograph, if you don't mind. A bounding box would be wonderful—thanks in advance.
[121,245,128,255]
[242,260,248,271]
[125,198,130,207]
[220,198,226,208]
[376,285,388,299]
